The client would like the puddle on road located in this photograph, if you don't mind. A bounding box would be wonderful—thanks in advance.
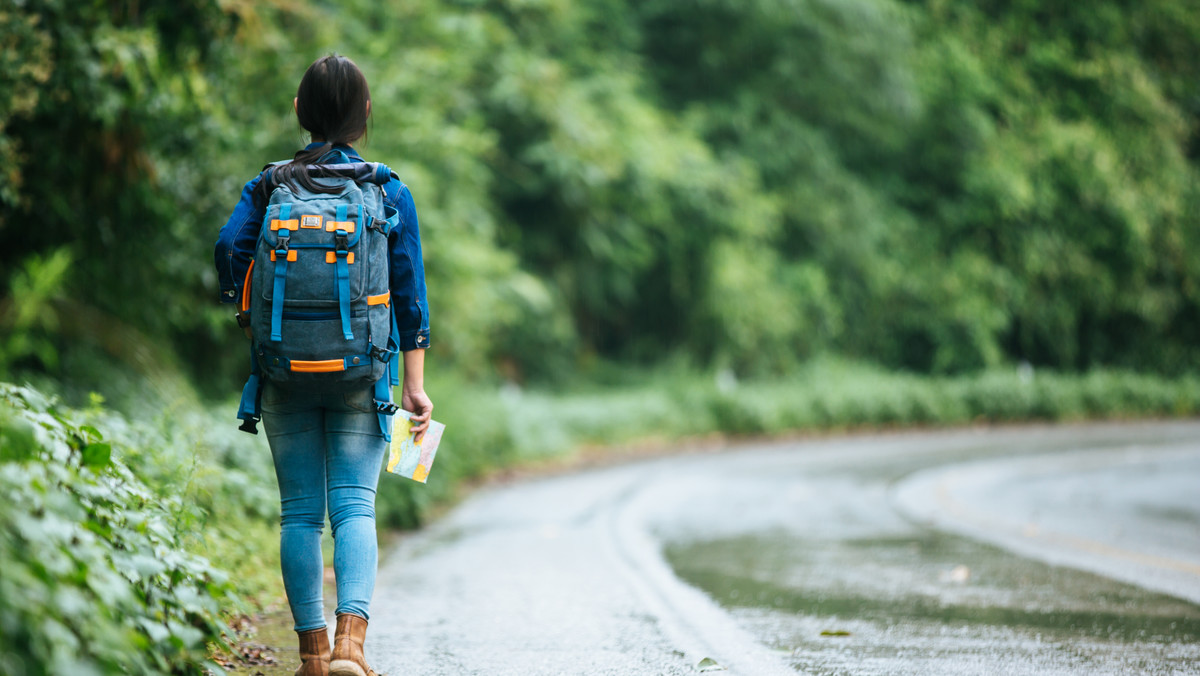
[666,531,1200,675]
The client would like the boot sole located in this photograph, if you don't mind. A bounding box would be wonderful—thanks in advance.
[329,659,369,676]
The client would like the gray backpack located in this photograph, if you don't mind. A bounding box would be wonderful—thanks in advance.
[236,161,401,436]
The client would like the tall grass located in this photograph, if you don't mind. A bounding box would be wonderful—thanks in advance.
[374,360,1200,528]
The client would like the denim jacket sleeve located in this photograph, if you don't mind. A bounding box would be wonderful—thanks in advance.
[214,174,265,304]
[383,179,431,351]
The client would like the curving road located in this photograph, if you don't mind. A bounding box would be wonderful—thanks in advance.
[894,438,1200,605]
[363,422,1200,675]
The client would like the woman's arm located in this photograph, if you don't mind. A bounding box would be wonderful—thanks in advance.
[385,178,433,441]
[401,348,433,442]
[215,174,266,304]
[385,181,431,350]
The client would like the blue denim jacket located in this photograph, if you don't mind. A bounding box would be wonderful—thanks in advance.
[214,144,430,351]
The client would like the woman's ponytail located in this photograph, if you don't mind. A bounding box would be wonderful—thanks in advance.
[274,141,337,194]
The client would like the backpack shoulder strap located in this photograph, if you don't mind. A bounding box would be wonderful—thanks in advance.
[251,161,289,208]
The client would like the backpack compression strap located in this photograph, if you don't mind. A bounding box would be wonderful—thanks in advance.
[369,200,403,441]
[332,203,358,340]
[269,208,293,342]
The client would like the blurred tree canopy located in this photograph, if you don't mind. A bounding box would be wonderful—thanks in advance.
[2,0,1199,391]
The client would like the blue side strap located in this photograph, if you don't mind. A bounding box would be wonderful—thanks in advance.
[375,369,394,442]
[385,200,400,234]
[389,308,401,387]
[373,309,404,441]
[237,342,263,434]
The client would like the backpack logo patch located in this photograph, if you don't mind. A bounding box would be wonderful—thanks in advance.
[300,214,323,229]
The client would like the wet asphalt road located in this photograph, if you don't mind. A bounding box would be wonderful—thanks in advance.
[363,422,1200,675]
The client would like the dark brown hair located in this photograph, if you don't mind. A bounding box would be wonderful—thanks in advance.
[274,54,372,193]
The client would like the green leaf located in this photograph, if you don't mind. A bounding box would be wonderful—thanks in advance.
[166,619,205,648]
[138,618,171,643]
[0,414,39,461]
[81,442,112,469]
[78,425,102,444]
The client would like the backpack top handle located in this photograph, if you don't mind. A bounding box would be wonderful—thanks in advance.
[260,161,394,193]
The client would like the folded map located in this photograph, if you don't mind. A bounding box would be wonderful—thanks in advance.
[385,411,445,483]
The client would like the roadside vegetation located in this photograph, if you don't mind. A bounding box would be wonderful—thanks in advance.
[2,0,1199,673]
[5,363,1200,673]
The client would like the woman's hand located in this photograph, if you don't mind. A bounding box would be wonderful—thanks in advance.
[402,386,433,443]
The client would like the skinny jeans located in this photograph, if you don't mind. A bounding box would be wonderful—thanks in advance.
[261,382,386,632]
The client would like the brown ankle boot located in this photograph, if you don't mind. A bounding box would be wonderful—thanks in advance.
[295,626,330,676]
[329,613,377,676]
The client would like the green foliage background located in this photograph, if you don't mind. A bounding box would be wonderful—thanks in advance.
[2,1,1200,672]
[3,0,1198,385]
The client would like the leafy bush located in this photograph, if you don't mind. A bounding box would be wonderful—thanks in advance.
[0,384,232,676]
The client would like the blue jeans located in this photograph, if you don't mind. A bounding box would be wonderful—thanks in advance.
[261,383,387,632]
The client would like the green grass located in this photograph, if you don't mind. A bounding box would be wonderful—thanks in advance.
[371,359,1200,528]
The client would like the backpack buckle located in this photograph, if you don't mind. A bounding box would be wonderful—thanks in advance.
[238,417,260,435]
[374,400,399,415]
[334,232,350,252]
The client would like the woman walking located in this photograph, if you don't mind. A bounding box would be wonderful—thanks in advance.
[215,54,432,676]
